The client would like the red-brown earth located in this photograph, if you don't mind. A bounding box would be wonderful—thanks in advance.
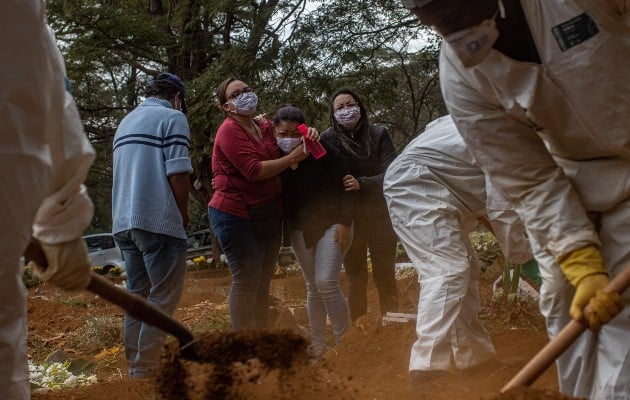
[27,259,574,400]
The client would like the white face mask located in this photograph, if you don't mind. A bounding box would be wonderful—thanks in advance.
[276,137,302,153]
[227,91,258,115]
[444,1,505,68]
[334,106,361,130]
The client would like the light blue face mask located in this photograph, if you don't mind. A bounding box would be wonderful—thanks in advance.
[228,91,258,115]
[276,137,303,153]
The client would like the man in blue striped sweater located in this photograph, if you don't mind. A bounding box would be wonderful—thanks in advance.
[112,73,192,378]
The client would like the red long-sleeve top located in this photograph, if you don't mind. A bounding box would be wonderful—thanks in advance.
[209,117,282,219]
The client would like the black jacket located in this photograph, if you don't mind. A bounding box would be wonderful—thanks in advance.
[282,137,354,248]
[321,124,397,226]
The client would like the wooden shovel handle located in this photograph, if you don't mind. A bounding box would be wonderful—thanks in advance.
[501,264,630,392]
[87,272,195,346]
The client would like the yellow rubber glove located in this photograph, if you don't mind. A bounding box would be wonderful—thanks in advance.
[30,238,92,291]
[587,289,623,331]
[559,245,623,331]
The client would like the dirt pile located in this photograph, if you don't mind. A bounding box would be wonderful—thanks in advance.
[489,387,582,400]
[158,330,309,399]
[29,262,569,400]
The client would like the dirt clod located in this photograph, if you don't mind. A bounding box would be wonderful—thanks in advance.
[158,330,308,399]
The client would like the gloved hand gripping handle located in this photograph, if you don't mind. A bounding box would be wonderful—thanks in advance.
[501,264,630,392]
[24,238,201,361]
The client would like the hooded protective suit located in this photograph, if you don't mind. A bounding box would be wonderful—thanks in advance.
[1,2,95,398]
[384,115,533,372]
[439,1,630,398]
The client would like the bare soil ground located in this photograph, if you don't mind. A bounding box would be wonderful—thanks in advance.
[28,259,572,400]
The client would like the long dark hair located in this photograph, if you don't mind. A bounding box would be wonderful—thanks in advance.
[329,87,373,156]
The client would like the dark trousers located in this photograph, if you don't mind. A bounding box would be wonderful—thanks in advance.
[344,220,398,321]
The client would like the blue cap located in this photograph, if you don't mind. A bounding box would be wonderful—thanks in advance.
[152,73,188,114]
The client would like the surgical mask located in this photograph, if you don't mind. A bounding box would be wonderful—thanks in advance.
[276,137,303,153]
[444,0,505,68]
[228,91,258,115]
[334,106,361,129]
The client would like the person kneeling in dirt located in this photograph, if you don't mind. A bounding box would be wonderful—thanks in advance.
[383,115,534,386]
[1,3,96,398]
[274,105,354,359]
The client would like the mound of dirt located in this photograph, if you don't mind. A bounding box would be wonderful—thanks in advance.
[30,260,569,400]
[489,387,582,400]
[158,330,309,399]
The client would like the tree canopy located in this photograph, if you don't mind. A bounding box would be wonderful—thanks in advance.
[45,0,446,232]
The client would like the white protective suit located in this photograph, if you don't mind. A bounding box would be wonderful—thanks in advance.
[1,1,95,398]
[384,115,533,372]
[439,1,630,398]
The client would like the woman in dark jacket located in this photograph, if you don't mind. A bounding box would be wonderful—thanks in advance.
[321,87,399,321]
[275,105,354,358]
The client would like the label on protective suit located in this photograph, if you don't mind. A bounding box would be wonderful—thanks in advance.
[552,12,599,52]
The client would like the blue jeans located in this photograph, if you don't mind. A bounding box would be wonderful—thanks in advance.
[209,207,281,330]
[114,229,188,378]
[291,225,352,346]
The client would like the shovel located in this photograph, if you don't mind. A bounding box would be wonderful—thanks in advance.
[24,239,202,361]
[501,264,630,392]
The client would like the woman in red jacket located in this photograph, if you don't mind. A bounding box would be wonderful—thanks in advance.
[209,77,308,330]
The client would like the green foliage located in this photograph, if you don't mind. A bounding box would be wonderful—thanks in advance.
[188,194,211,232]
[502,261,522,304]
[23,264,40,288]
[191,311,232,334]
[395,242,411,263]
[54,296,88,308]
[45,0,448,232]
[469,230,502,267]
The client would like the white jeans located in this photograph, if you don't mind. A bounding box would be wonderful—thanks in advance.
[291,225,352,346]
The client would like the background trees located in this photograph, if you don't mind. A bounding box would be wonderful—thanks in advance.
[45,0,446,232]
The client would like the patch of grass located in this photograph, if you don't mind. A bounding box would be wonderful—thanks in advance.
[54,296,88,308]
[191,311,231,334]
[68,314,123,353]
[23,264,40,288]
